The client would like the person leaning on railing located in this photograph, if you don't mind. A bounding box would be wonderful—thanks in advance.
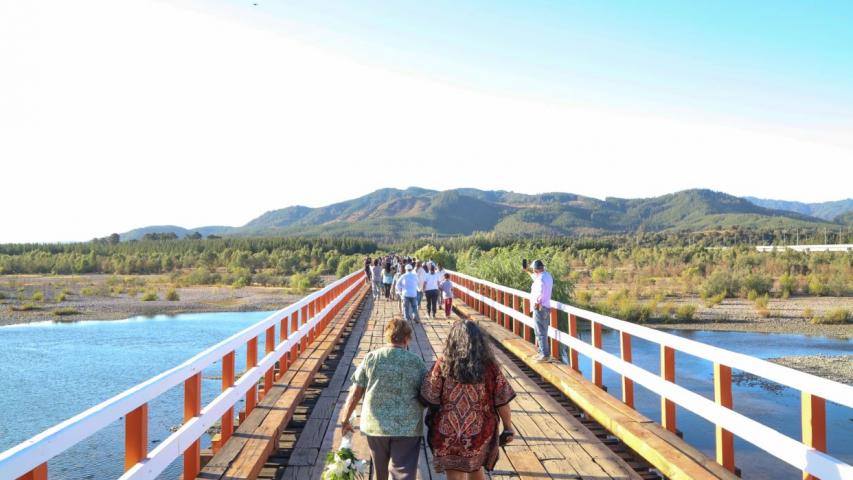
[523,259,553,362]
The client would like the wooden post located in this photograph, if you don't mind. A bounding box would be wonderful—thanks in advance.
[490,287,497,322]
[308,300,316,344]
[245,337,258,415]
[278,317,288,380]
[592,321,603,388]
[620,332,634,408]
[17,464,47,480]
[502,291,510,329]
[183,372,202,480]
[523,298,533,343]
[714,363,735,473]
[513,295,521,336]
[801,392,827,480]
[291,311,299,363]
[124,403,148,471]
[569,314,579,372]
[263,326,275,399]
[218,351,235,451]
[661,345,676,433]
[550,308,560,361]
[300,306,308,353]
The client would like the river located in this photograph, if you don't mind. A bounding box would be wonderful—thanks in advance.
[0,313,850,479]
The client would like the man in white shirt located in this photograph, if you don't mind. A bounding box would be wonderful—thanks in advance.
[524,259,553,362]
[396,263,421,323]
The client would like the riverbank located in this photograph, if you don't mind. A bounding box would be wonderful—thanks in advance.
[768,355,853,385]
[0,274,307,326]
[648,295,853,339]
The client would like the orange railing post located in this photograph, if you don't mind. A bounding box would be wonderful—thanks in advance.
[513,295,522,337]
[300,305,309,352]
[183,372,201,479]
[714,363,735,472]
[523,298,533,343]
[661,345,677,433]
[620,332,634,408]
[568,314,579,372]
[245,337,258,416]
[550,308,560,362]
[216,351,235,452]
[277,316,288,380]
[124,403,148,471]
[291,311,299,364]
[592,321,603,388]
[17,464,47,480]
[801,392,827,480]
[263,326,275,400]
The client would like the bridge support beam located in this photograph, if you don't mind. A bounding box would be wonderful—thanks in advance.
[801,392,826,480]
[660,346,676,433]
[620,332,634,408]
[714,363,735,473]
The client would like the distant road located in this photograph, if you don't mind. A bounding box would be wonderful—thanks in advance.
[756,244,853,252]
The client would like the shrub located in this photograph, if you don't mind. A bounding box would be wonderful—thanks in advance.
[591,266,610,283]
[141,291,158,301]
[741,273,772,297]
[701,272,739,299]
[575,290,592,306]
[53,307,81,316]
[165,289,180,301]
[802,308,814,319]
[56,291,67,302]
[675,304,697,321]
[807,275,830,296]
[657,302,675,319]
[0,291,6,300]
[778,273,797,298]
[80,287,97,296]
[704,292,726,308]
[289,271,320,294]
[31,291,44,302]
[754,294,770,318]
[810,308,850,325]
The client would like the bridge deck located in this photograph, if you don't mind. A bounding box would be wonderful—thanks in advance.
[270,295,640,480]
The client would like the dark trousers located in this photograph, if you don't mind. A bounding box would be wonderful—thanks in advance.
[425,289,439,316]
[383,283,392,299]
[366,435,421,480]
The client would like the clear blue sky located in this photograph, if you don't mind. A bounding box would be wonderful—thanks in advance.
[217,0,853,128]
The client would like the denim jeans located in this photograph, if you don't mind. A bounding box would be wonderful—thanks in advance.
[417,291,423,308]
[533,306,551,357]
[403,296,419,322]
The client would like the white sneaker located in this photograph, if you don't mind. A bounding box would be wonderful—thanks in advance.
[532,353,548,363]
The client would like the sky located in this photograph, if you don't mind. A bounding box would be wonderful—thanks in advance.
[1,0,852,243]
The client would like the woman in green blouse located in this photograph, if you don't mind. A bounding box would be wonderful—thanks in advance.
[341,317,427,479]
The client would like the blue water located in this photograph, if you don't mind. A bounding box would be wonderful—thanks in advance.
[0,312,271,480]
[570,326,853,480]
[0,313,850,479]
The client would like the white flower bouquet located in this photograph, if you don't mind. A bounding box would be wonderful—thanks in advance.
[322,417,368,480]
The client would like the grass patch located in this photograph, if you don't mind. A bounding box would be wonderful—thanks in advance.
[675,304,697,321]
[53,307,82,316]
[141,291,158,302]
[811,308,850,325]
[31,291,44,302]
[165,289,180,301]
[11,303,40,311]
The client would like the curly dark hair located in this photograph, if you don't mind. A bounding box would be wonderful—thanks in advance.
[441,320,495,384]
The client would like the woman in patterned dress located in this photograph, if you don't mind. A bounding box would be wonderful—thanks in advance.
[420,320,516,479]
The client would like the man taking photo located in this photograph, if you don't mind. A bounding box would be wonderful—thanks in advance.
[523,259,553,362]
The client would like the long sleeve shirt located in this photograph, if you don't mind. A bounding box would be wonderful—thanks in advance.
[529,271,553,308]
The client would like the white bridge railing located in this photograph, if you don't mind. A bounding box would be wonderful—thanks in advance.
[0,271,365,480]
[448,270,853,480]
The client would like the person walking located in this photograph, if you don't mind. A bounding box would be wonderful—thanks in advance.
[523,259,553,362]
[396,263,421,323]
[342,318,427,480]
[382,262,395,301]
[420,320,516,479]
[415,261,426,309]
[372,259,384,300]
[423,264,440,319]
[439,273,454,318]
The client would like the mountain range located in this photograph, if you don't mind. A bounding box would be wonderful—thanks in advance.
[120,188,853,240]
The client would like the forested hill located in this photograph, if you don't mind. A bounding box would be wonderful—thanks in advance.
[121,188,839,240]
[744,196,853,222]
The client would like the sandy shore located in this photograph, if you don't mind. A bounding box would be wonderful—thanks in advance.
[768,355,853,385]
[0,275,306,326]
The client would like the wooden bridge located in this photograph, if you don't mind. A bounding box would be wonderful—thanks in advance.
[1,270,851,480]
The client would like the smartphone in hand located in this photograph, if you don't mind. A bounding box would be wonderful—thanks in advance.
[522,258,528,269]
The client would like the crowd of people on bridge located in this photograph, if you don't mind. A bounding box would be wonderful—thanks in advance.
[363,254,455,322]
[345,254,557,480]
